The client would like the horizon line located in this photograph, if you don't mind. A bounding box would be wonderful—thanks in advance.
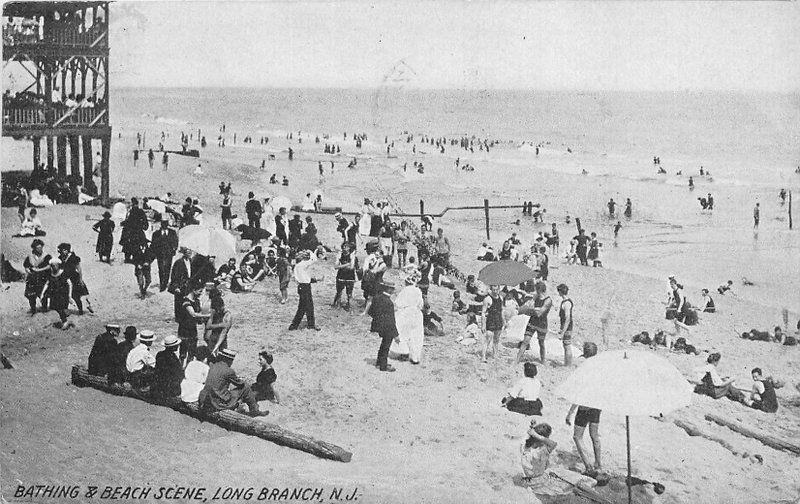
[111,85,799,94]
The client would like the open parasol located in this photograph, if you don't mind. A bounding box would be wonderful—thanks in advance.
[556,349,693,504]
[478,260,535,286]
[178,225,236,258]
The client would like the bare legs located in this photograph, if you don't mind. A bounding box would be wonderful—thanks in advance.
[573,423,602,473]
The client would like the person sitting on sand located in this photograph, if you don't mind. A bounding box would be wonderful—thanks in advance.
[498,240,513,260]
[198,348,269,417]
[16,208,46,237]
[456,312,481,345]
[423,302,444,337]
[700,289,715,313]
[180,345,210,403]
[252,351,281,404]
[742,367,778,413]
[520,420,559,493]
[502,362,543,415]
[215,258,238,285]
[230,262,256,293]
[452,291,468,314]
[694,352,743,402]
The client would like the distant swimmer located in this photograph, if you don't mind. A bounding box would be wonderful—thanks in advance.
[698,197,708,210]
[707,193,714,210]
[657,167,667,175]
[624,198,632,218]
[779,188,787,204]
[688,176,694,190]
[607,198,616,217]
[676,170,682,176]
[613,221,622,244]
[753,203,760,229]
[282,176,289,186]
[699,166,704,176]
[581,169,588,175]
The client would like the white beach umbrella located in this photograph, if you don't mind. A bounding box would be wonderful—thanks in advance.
[271,195,292,213]
[178,225,236,258]
[556,349,693,504]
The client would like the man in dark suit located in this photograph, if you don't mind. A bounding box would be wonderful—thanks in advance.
[368,281,399,372]
[150,220,178,291]
[198,348,268,417]
[245,192,263,229]
[168,247,193,321]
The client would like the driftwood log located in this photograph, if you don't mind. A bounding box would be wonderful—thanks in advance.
[672,419,761,463]
[71,365,352,462]
[704,413,800,456]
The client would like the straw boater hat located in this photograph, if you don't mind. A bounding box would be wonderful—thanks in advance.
[163,335,181,348]
[105,324,121,334]
[48,257,62,266]
[139,330,155,343]
[378,280,395,293]
[218,348,237,361]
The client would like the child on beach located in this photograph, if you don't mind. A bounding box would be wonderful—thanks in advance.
[455,313,480,345]
[451,291,468,314]
[565,238,578,264]
[588,232,602,267]
[276,247,290,304]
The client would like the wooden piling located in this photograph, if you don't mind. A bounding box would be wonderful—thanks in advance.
[484,198,490,240]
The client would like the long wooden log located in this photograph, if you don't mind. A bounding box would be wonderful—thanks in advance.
[672,419,761,463]
[704,413,800,456]
[71,365,352,462]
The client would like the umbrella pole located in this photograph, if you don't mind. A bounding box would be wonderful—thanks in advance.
[626,415,632,504]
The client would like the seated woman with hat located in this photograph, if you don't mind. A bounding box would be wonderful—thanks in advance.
[88,323,121,379]
[198,348,269,417]
[153,335,184,401]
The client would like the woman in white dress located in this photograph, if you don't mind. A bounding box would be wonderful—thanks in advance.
[390,271,425,364]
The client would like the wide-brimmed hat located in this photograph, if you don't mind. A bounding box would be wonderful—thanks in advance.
[218,348,237,360]
[105,324,121,333]
[139,330,155,343]
[48,257,62,266]
[378,281,396,292]
[163,335,181,348]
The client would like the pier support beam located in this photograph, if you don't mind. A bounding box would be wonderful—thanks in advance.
[82,136,94,188]
[46,136,55,173]
[100,134,111,202]
[69,135,81,179]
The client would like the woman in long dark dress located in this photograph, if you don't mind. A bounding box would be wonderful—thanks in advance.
[92,211,115,263]
[23,239,51,314]
[42,258,73,329]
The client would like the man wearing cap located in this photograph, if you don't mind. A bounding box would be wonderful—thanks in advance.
[153,335,184,400]
[368,281,400,372]
[288,250,322,331]
[150,219,178,292]
[88,324,120,378]
[198,349,268,417]
[169,247,193,321]
[126,330,156,389]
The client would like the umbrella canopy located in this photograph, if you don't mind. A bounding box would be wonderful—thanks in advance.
[478,260,535,286]
[557,349,692,504]
[178,225,236,259]
[556,349,692,416]
[147,199,167,215]
[270,195,292,213]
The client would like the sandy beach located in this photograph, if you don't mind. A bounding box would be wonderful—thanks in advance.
[2,92,800,504]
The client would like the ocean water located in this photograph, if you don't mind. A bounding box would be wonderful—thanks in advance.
[112,88,800,310]
[115,87,800,182]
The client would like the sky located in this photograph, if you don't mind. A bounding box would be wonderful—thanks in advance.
[104,1,799,91]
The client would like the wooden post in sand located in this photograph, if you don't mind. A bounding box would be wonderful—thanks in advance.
[575,217,582,233]
[789,190,793,230]
[484,199,490,240]
[419,199,424,218]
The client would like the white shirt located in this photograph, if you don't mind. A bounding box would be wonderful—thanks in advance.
[696,363,724,386]
[126,343,156,372]
[180,360,209,403]
[508,377,542,401]
[294,257,315,284]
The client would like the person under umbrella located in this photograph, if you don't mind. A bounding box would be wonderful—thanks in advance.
[565,342,602,477]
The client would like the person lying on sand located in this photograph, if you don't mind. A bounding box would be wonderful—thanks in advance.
[717,280,734,295]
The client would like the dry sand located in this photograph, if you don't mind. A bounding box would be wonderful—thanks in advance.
[2,126,799,504]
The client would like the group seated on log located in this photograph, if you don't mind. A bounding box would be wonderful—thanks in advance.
[87,324,273,417]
